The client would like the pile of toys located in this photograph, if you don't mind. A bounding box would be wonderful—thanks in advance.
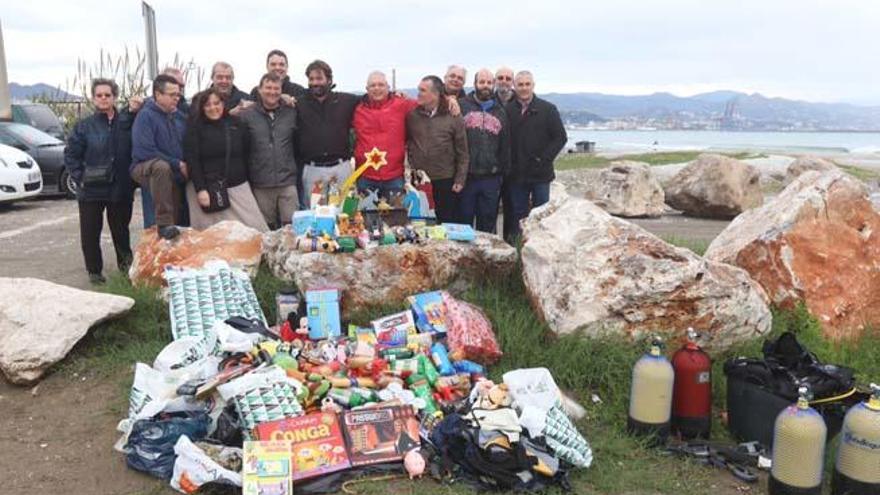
[293,158,476,253]
[115,263,592,494]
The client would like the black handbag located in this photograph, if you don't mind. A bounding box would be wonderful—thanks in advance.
[81,164,115,186]
[201,122,231,213]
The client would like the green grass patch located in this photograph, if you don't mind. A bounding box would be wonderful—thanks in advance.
[839,164,880,183]
[81,259,880,494]
[661,235,711,256]
[556,151,761,171]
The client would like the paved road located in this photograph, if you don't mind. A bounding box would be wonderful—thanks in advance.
[0,197,144,289]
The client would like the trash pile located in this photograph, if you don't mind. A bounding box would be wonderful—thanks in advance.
[115,260,592,494]
[294,161,477,253]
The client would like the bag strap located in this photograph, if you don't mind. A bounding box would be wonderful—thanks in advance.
[223,120,232,180]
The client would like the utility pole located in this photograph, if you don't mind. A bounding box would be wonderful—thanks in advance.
[0,19,12,120]
[142,2,158,80]
[392,69,396,93]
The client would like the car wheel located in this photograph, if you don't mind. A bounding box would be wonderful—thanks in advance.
[59,169,78,199]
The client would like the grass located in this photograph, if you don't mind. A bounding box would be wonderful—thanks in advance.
[839,163,880,183]
[556,151,762,171]
[74,260,880,495]
[661,235,711,256]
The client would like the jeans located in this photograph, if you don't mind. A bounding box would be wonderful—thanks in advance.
[430,178,459,224]
[507,181,551,241]
[500,179,515,241]
[458,176,501,233]
[356,177,405,200]
[78,200,133,275]
[141,187,155,228]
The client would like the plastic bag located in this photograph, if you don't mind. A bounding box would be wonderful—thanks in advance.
[443,293,502,365]
[170,435,241,493]
[209,402,244,448]
[154,331,219,373]
[503,368,562,412]
[125,411,210,480]
[213,320,263,354]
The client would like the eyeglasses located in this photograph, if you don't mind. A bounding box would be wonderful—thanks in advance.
[496,76,512,81]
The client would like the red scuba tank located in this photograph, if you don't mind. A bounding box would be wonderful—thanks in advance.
[671,328,712,439]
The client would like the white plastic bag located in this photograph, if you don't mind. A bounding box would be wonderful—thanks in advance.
[154,331,218,373]
[502,367,562,413]
[170,435,241,493]
[212,320,263,354]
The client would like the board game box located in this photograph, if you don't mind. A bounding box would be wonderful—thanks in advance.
[341,406,420,466]
[408,290,449,334]
[253,412,351,481]
[242,440,293,495]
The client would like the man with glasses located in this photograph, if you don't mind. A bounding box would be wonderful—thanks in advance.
[131,74,188,240]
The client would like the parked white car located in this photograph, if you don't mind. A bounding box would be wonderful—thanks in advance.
[0,143,43,203]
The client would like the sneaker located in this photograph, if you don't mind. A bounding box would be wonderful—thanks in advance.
[88,273,107,285]
[158,225,180,240]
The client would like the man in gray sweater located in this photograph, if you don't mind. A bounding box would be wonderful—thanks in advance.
[239,73,299,229]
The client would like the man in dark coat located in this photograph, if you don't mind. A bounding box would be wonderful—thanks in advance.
[504,70,567,243]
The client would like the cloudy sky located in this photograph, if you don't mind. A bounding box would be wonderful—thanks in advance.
[3,0,879,104]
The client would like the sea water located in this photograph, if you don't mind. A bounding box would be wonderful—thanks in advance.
[566,129,880,155]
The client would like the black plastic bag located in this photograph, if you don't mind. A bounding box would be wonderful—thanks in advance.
[208,402,243,448]
[125,410,210,480]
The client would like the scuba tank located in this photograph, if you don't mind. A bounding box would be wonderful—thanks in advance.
[671,328,712,440]
[832,383,880,495]
[628,337,675,442]
[769,386,827,495]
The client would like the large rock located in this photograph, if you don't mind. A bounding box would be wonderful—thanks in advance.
[582,161,666,217]
[0,279,134,384]
[784,156,837,184]
[263,229,517,316]
[705,170,880,340]
[520,190,771,352]
[664,154,763,219]
[130,221,263,288]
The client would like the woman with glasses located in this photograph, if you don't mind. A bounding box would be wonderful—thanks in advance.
[182,88,268,232]
[63,78,142,284]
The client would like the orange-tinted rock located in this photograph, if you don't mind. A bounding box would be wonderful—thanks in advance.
[705,170,880,340]
[129,220,263,288]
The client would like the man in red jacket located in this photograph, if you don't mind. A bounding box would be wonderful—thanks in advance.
[352,71,418,199]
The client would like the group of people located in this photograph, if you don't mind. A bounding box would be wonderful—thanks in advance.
[63,50,568,284]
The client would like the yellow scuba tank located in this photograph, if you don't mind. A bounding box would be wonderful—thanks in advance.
[627,337,674,441]
[832,383,880,495]
[769,385,827,495]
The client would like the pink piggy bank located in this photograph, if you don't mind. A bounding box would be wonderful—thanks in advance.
[404,449,426,479]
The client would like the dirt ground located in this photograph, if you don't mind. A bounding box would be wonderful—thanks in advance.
[0,194,740,495]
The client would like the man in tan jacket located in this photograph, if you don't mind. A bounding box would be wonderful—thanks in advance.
[405,75,469,224]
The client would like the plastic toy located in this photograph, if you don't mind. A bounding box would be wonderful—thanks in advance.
[305,289,342,340]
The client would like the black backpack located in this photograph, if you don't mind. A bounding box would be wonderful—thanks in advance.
[724,332,859,448]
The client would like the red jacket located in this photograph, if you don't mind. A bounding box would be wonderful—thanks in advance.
[352,95,418,181]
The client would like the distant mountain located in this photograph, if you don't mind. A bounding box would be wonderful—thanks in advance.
[9,82,80,101]
[541,91,880,131]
